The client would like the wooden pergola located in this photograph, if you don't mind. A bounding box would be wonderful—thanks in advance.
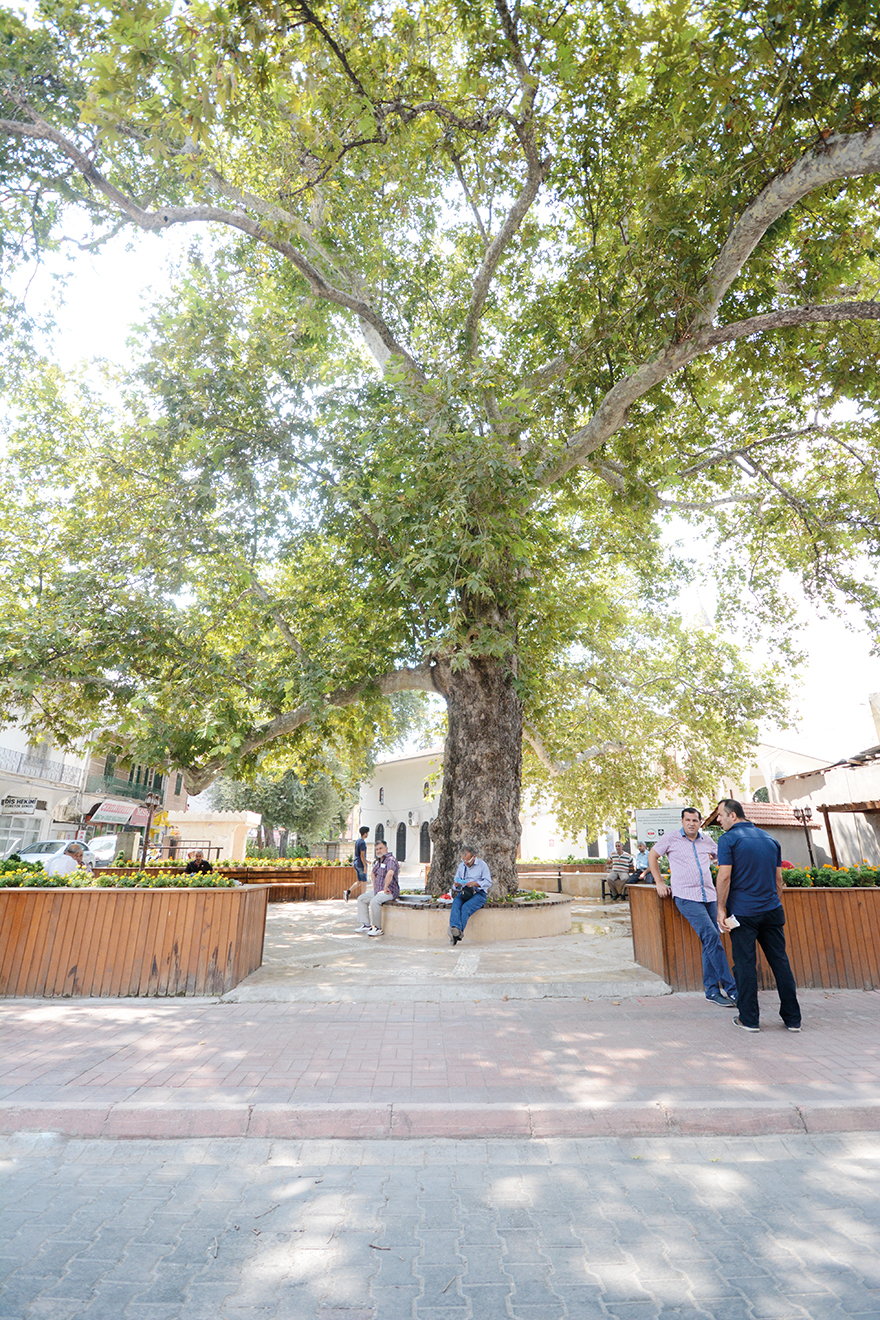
[817,801,880,868]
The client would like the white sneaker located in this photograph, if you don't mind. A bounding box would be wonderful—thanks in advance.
[355,923,371,932]
[368,926,383,936]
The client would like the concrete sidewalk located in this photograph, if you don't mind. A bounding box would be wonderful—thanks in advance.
[221,898,668,1002]
[2,898,879,1141]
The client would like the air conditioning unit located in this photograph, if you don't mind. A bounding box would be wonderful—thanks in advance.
[385,817,396,830]
[407,810,420,827]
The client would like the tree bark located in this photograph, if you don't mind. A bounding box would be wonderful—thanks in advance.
[426,653,522,897]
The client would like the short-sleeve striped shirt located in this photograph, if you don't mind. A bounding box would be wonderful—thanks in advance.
[652,829,718,902]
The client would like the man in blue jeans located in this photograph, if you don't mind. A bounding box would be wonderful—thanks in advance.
[647,808,737,1007]
[715,798,801,1033]
[449,845,491,945]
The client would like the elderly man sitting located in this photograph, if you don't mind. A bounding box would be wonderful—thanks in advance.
[448,845,491,945]
[43,842,87,878]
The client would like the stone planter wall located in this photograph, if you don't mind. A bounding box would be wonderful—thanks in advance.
[382,894,572,943]
[629,883,880,991]
[0,886,267,998]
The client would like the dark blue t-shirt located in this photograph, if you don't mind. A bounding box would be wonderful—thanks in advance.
[355,838,367,872]
[717,820,782,916]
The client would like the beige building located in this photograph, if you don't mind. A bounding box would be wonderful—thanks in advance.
[165,810,262,863]
[771,745,880,867]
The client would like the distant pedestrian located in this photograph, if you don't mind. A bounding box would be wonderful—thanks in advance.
[633,843,650,882]
[715,799,801,1033]
[356,840,399,937]
[648,808,737,1007]
[449,846,491,945]
[184,851,213,875]
[605,840,634,900]
[345,826,370,902]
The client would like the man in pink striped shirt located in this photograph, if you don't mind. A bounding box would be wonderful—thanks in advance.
[647,807,737,1007]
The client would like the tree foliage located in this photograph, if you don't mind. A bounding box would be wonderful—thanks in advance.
[210,767,354,851]
[1,0,879,866]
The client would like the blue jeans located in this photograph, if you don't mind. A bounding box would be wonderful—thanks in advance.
[729,906,801,1029]
[674,897,737,998]
[450,889,487,934]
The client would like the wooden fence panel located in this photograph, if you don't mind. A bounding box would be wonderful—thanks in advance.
[0,888,267,998]
[630,885,880,990]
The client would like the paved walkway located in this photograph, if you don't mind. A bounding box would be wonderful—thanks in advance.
[1,900,879,1141]
[224,898,666,1001]
[3,1130,880,1320]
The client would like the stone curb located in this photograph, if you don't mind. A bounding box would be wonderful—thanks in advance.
[220,977,673,1002]
[2,1099,878,1140]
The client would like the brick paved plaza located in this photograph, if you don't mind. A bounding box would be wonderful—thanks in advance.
[2,900,880,1317]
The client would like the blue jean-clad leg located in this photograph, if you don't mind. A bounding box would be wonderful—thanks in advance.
[450,890,487,935]
[674,897,736,997]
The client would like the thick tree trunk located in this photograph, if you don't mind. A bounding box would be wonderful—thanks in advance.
[426,654,522,897]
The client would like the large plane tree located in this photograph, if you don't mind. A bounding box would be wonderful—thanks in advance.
[1,0,878,892]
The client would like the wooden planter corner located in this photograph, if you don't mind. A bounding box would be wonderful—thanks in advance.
[0,885,268,998]
[629,883,880,991]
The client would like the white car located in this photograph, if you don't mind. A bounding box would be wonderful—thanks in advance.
[18,840,98,872]
[87,835,120,867]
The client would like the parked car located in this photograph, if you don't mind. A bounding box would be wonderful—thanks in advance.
[18,839,98,872]
[87,835,120,868]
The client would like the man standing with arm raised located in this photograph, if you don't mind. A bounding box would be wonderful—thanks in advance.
[715,798,801,1034]
[647,808,737,1007]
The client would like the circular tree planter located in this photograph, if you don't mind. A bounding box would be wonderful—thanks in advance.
[382,893,572,943]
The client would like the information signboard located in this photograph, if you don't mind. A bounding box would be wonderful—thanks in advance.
[1,796,38,814]
[633,807,688,843]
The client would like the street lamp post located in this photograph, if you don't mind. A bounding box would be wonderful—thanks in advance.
[793,806,816,868]
[139,791,163,868]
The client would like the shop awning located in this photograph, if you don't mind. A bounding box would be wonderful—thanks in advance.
[88,800,137,826]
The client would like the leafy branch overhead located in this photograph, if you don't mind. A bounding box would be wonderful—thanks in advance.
[0,0,878,825]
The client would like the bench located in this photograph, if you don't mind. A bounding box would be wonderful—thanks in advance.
[241,879,316,903]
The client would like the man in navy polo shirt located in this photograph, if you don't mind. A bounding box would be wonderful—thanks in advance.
[715,798,801,1034]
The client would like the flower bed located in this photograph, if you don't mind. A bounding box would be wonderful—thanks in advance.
[0,865,235,890]
[780,864,880,888]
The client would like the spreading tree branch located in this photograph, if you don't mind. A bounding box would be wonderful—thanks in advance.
[462,0,551,357]
[183,661,440,794]
[523,724,623,775]
[535,129,880,483]
[0,93,426,382]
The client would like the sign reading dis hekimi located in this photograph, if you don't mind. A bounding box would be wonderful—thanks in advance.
[633,807,689,842]
[1,796,38,814]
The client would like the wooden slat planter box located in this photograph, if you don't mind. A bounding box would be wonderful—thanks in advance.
[101,864,356,901]
[629,883,880,991]
[0,886,267,998]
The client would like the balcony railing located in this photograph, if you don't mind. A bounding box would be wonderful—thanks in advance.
[84,775,161,802]
[0,744,83,789]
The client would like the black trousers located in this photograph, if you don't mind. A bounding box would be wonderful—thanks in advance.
[729,906,801,1029]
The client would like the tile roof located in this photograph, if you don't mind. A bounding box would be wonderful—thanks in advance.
[741,802,820,829]
[705,802,819,828]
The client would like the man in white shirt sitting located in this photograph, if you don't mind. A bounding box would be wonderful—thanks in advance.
[44,842,87,878]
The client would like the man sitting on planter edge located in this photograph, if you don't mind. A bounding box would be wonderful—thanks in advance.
[647,808,738,1008]
[449,845,491,945]
[355,839,399,937]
